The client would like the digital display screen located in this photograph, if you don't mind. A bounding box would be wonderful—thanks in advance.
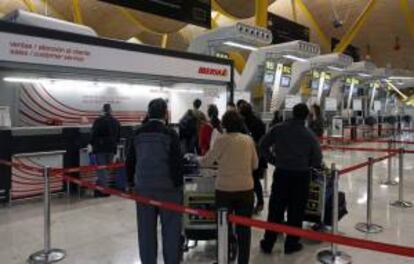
[264,72,275,84]
[311,80,319,90]
[280,76,291,87]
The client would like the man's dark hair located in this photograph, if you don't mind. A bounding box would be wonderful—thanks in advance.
[103,103,112,115]
[239,103,253,117]
[222,110,244,133]
[236,99,248,109]
[293,103,310,120]
[193,99,202,110]
[208,104,222,132]
[227,102,236,108]
[148,98,167,119]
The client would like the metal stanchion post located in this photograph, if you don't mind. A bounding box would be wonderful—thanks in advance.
[355,158,383,233]
[381,141,398,186]
[28,167,66,264]
[317,164,351,264]
[263,168,269,197]
[66,181,70,198]
[391,148,413,208]
[217,208,228,264]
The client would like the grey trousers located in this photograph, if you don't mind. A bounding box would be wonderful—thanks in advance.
[136,189,183,264]
[95,153,114,187]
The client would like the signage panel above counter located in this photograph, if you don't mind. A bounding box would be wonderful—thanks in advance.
[100,0,211,28]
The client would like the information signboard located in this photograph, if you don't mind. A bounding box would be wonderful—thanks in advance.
[100,0,211,28]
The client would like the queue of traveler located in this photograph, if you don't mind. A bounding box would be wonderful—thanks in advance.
[90,99,324,264]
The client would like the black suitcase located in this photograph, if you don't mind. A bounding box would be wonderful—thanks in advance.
[323,191,348,225]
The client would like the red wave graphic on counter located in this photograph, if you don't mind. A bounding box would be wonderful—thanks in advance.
[19,84,148,125]
[11,157,63,200]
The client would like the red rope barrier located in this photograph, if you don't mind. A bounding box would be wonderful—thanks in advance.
[52,163,125,174]
[62,174,215,220]
[228,215,414,257]
[339,161,370,175]
[335,152,397,176]
[321,137,414,145]
[323,145,399,153]
[2,160,414,257]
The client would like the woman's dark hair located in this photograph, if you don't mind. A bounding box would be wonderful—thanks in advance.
[312,104,322,119]
[148,98,167,119]
[207,104,222,133]
[270,110,281,126]
[222,110,244,133]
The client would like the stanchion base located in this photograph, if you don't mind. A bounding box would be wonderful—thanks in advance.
[391,200,413,208]
[317,250,352,264]
[27,249,66,264]
[380,180,398,186]
[355,223,383,234]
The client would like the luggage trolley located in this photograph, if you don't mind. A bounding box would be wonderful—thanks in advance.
[304,166,348,228]
[182,160,217,251]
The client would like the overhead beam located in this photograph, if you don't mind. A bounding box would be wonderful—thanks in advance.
[72,0,83,24]
[211,0,238,20]
[400,0,414,41]
[211,11,221,29]
[334,0,377,53]
[40,0,67,20]
[255,0,268,28]
[161,34,168,48]
[291,0,297,22]
[22,0,37,13]
[295,0,330,51]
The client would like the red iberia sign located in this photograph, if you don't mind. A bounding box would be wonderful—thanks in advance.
[198,67,227,76]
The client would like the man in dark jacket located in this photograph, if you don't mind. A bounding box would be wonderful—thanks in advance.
[91,103,120,197]
[239,103,267,214]
[259,103,322,255]
[179,98,206,154]
[126,98,183,264]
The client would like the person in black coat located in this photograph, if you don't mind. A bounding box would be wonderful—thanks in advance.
[239,103,267,214]
[308,104,324,138]
[91,103,121,197]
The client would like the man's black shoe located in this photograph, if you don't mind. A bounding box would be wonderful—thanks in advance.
[260,239,273,254]
[94,190,110,198]
[284,243,303,255]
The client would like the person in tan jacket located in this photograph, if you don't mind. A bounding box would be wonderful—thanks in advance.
[200,110,258,264]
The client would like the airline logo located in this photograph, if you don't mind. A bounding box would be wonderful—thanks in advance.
[198,67,228,76]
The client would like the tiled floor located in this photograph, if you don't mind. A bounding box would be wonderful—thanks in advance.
[1,134,414,263]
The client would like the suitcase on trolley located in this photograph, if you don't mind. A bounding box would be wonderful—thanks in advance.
[304,166,348,226]
[182,156,217,250]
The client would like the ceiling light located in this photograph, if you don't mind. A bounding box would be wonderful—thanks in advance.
[3,77,46,83]
[165,88,203,94]
[282,54,308,62]
[389,76,414,80]
[327,66,345,72]
[3,76,160,89]
[358,73,372,78]
[223,41,258,51]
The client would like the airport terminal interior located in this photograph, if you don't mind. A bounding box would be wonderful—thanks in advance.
[1,0,414,263]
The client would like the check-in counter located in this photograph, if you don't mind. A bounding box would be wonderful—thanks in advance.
[0,124,137,203]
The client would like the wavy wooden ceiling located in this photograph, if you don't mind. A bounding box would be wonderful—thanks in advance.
[0,0,413,71]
